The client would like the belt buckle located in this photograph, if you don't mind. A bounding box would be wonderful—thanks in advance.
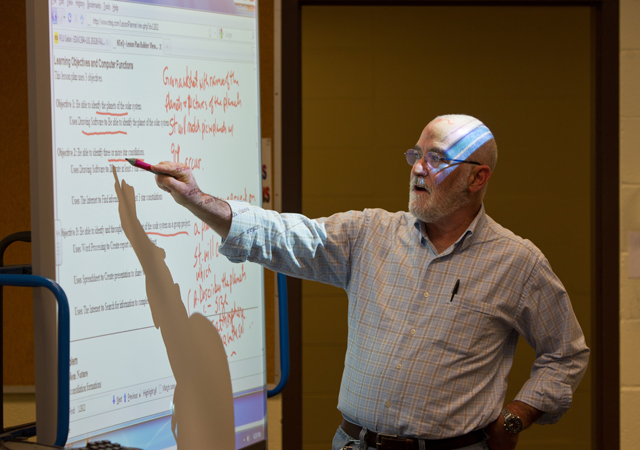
[376,433,400,450]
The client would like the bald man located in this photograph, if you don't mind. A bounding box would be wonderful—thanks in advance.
[153,115,589,450]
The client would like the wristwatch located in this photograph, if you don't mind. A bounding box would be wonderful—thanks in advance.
[501,407,523,434]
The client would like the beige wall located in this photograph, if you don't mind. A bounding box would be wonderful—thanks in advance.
[301,6,592,450]
[3,394,36,428]
[620,0,640,449]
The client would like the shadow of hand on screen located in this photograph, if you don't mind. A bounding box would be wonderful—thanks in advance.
[113,167,235,450]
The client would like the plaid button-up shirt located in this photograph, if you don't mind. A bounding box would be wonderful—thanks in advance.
[220,201,589,438]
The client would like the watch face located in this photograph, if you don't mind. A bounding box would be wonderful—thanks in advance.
[502,408,523,434]
[505,415,523,433]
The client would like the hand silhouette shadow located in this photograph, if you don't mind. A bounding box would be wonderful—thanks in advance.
[113,167,235,450]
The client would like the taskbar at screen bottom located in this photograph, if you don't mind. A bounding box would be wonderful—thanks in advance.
[66,389,267,450]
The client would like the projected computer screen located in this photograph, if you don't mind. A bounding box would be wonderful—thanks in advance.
[30,0,265,448]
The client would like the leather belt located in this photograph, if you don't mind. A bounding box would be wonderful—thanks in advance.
[341,419,486,450]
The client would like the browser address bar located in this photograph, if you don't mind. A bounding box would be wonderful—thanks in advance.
[86,13,254,43]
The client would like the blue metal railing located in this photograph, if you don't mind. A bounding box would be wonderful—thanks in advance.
[0,274,70,447]
[267,273,289,398]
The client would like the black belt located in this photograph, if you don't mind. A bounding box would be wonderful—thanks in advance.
[341,419,486,450]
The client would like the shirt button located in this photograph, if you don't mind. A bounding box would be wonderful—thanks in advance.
[396,363,402,370]
[385,401,391,408]
[423,292,429,298]
[410,329,416,335]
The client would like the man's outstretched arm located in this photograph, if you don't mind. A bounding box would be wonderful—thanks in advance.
[152,161,232,239]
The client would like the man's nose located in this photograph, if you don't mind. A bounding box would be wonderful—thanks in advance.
[412,159,429,176]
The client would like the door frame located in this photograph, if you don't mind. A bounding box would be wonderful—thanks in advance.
[279,1,619,448]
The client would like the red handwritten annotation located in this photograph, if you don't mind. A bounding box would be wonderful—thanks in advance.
[213,301,246,349]
[189,265,247,312]
[188,220,249,350]
[165,91,242,115]
[162,67,240,91]
[227,188,256,204]
[168,115,233,140]
[171,143,201,171]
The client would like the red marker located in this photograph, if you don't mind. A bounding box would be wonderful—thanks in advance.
[125,158,168,175]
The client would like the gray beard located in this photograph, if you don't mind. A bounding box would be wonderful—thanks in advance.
[408,175,470,223]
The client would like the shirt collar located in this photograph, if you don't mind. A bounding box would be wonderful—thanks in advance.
[412,204,487,254]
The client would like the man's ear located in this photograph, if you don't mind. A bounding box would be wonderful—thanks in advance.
[468,166,492,194]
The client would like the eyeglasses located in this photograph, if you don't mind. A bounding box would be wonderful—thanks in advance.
[404,149,481,169]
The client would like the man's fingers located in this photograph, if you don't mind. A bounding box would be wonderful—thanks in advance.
[152,161,193,193]
[157,185,172,194]
[149,161,206,211]
[155,173,178,193]
[152,161,202,204]
[152,161,190,180]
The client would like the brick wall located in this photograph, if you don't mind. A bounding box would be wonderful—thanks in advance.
[620,0,640,449]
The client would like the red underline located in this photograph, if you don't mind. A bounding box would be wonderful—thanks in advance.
[82,130,128,136]
[146,231,189,237]
[108,159,127,162]
[96,111,129,116]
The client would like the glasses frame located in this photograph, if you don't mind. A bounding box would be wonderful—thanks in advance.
[404,149,481,169]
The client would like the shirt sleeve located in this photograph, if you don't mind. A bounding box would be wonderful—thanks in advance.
[218,200,367,289]
[512,255,590,425]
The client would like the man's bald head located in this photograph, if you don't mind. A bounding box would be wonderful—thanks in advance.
[415,114,497,187]
[426,114,497,169]
[409,115,496,223]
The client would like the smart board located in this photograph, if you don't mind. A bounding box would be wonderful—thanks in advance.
[27,1,266,448]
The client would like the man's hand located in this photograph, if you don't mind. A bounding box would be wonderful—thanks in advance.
[152,161,233,239]
[485,412,519,450]
[485,401,542,450]
[153,161,204,207]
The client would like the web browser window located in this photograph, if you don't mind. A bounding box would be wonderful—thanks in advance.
[32,0,265,448]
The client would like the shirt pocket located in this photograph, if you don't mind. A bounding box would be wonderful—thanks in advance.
[424,296,502,357]
[454,296,498,317]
